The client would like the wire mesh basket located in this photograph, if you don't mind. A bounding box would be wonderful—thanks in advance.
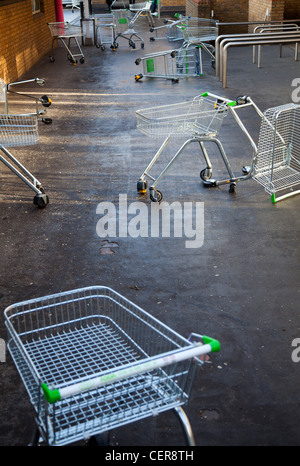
[5,286,220,446]
[253,103,300,201]
[47,22,84,38]
[0,114,38,147]
[136,94,228,138]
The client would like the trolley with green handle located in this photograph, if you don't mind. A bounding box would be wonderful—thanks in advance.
[5,286,220,446]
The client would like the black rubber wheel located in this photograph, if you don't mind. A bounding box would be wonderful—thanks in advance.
[49,56,55,63]
[200,168,212,181]
[41,118,52,125]
[80,57,85,64]
[33,193,49,208]
[150,189,163,203]
[229,183,236,193]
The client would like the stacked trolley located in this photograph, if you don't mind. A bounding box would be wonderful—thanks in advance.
[4,286,220,446]
[136,93,300,203]
[94,13,116,50]
[47,22,85,64]
[0,113,49,207]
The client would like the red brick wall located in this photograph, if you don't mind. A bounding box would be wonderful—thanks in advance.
[284,0,300,19]
[0,0,56,83]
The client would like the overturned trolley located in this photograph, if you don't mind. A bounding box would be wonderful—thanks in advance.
[0,113,49,207]
[47,22,85,64]
[135,46,203,82]
[5,286,220,446]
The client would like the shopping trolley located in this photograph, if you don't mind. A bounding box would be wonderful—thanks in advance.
[94,13,116,50]
[112,9,145,49]
[129,1,156,29]
[136,92,231,201]
[134,46,203,82]
[0,113,49,207]
[251,102,300,203]
[47,22,85,64]
[4,286,220,446]
[0,78,52,124]
[149,14,187,42]
[178,18,219,65]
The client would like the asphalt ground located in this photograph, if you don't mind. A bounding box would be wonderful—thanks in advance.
[0,8,299,448]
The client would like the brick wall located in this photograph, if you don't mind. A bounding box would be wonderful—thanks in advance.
[284,0,300,19]
[0,0,56,83]
[248,0,284,31]
[185,0,249,33]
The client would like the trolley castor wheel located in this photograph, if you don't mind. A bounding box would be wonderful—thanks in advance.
[141,43,144,49]
[101,45,105,51]
[150,188,163,203]
[242,165,251,175]
[33,192,49,208]
[49,56,55,63]
[200,167,212,181]
[96,43,100,48]
[137,179,147,194]
[41,118,52,125]
[135,58,141,65]
[202,179,217,187]
[80,57,85,64]
[150,37,155,41]
[135,74,143,81]
[229,183,236,193]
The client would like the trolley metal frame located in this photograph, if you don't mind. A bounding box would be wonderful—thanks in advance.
[136,93,300,203]
[0,113,49,207]
[0,78,52,125]
[4,286,220,446]
[47,22,85,64]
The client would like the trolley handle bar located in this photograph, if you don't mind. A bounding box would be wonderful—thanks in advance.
[41,335,220,404]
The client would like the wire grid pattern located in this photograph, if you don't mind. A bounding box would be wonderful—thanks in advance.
[48,22,84,38]
[112,10,136,33]
[0,114,38,147]
[254,103,300,195]
[136,96,228,138]
[180,25,218,44]
[5,286,198,445]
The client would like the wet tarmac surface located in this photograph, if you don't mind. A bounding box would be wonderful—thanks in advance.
[0,7,299,447]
